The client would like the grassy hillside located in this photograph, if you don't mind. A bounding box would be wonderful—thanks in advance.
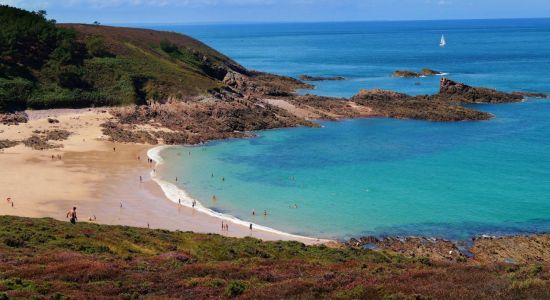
[0,216,549,299]
[0,6,246,112]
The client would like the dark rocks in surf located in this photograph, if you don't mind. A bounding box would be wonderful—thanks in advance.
[299,75,346,81]
[392,68,443,78]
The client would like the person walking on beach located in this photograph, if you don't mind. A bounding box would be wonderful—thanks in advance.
[139,176,142,183]
[66,207,77,224]
[222,221,224,231]
[249,223,253,230]
[225,223,229,231]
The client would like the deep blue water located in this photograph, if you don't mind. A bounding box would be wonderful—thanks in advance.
[148,19,550,240]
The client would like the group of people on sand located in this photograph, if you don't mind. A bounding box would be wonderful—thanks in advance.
[221,221,229,231]
[51,154,62,160]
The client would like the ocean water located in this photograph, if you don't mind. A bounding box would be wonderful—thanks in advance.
[148,19,550,240]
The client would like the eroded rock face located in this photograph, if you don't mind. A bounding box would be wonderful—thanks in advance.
[223,71,249,91]
[439,78,523,103]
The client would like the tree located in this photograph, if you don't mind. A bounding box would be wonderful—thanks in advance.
[93,21,100,25]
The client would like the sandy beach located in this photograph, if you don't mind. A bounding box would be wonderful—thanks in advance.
[0,109,326,245]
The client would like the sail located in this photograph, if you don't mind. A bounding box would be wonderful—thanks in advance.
[440,35,446,47]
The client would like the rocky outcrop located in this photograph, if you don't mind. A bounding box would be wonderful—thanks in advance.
[351,87,492,122]
[419,68,442,76]
[347,236,466,263]
[392,68,443,78]
[470,234,550,264]
[299,75,346,81]
[0,112,28,125]
[512,91,549,98]
[392,70,422,78]
[439,78,523,103]
[222,71,249,91]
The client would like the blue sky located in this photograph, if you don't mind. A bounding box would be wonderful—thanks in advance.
[2,0,549,24]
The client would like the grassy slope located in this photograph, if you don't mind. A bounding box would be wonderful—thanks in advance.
[60,24,246,101]
[0,216,549,299]
[0,5,248,111]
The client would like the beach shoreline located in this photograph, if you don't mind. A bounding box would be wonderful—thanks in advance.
[146,145,330,245]
[0,109,328,246]
[3,108,550,263]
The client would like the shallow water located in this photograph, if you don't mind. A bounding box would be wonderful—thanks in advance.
[148,19,550,240]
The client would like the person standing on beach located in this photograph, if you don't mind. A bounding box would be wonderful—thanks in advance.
[249,223,253,230]
[66,207,77,224]
[225,223,229,231]
[140,176,142,183]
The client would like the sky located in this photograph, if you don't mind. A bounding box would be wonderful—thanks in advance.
[1,0,550,24]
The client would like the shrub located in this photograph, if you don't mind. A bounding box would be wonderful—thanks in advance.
[86,35,110,57]
[225,280,246,297]
[159,39,178,53]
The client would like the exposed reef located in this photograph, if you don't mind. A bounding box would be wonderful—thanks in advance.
[392,68,443,78]
[299,75,346,81]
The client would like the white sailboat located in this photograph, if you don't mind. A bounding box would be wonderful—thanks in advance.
[440,34,446,48]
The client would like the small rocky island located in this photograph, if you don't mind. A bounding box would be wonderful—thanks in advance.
[392,68,444,78]
[299,75,346,81]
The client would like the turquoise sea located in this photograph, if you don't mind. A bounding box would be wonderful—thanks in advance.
[148,19,550,240]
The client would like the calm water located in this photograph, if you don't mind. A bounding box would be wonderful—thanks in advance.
[149,19,550,240]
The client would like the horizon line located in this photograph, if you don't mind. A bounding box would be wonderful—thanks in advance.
[100,16,550,27]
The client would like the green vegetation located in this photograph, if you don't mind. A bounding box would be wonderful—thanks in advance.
[0,216,549,299]
[0,5,242,112]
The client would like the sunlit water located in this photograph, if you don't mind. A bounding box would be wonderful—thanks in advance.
[147,19,550,240]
